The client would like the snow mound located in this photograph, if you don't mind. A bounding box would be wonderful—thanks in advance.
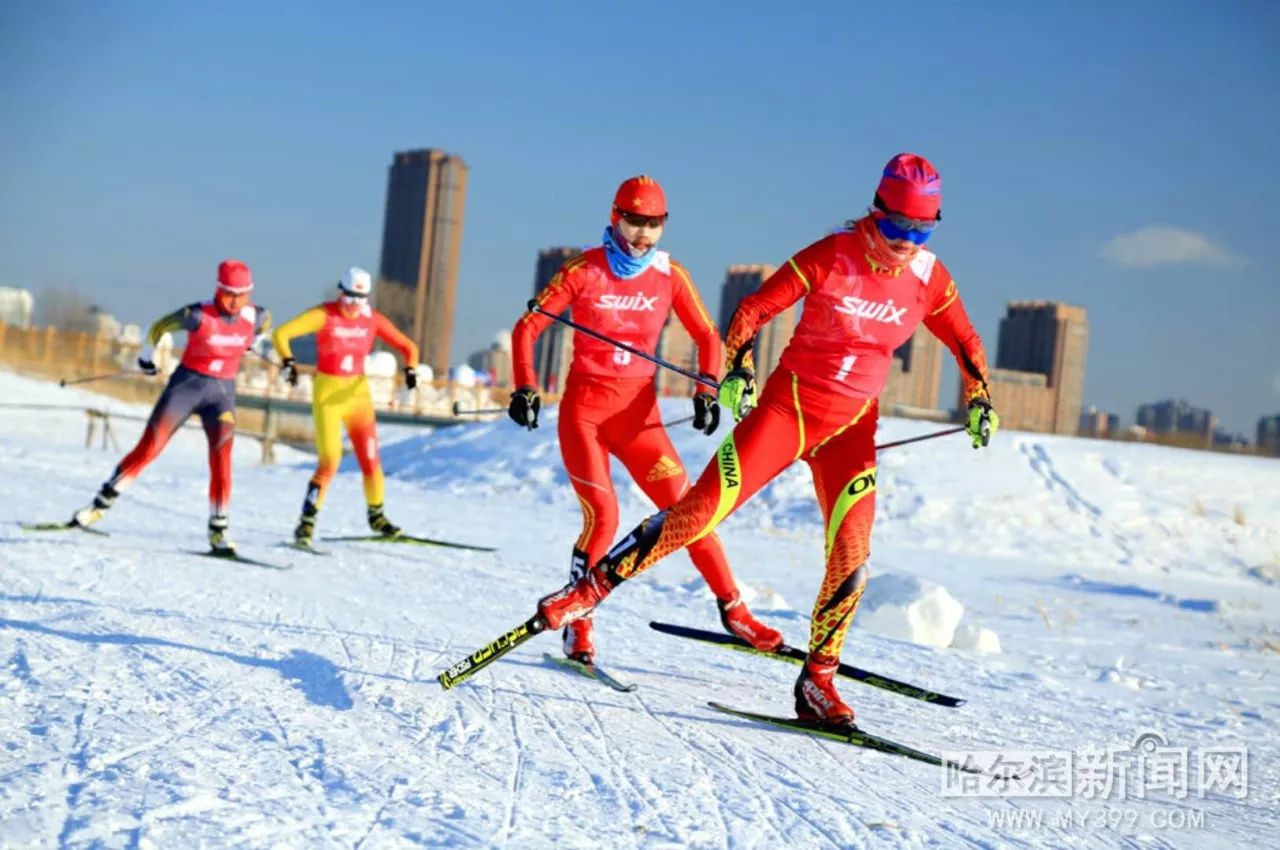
[858,573,964,649]
[950,621,1003,654]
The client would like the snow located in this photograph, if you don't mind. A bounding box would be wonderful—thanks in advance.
[2,370,1279,848]
[856,573,966,649]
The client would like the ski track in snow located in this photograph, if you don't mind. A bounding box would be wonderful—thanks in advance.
[2,371,1279,848]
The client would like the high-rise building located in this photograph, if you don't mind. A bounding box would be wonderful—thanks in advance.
[1137,399,1216,447]
[467,331,513,387]
[718,264,795,387]
[982,368,1056,433]
[655,317,698,397]
[528,247,581,393]
[994,301,1089,435]
[881,329,944,416]
[1256,414,1280,457]
[375,149,469,377]
[1078,405,1117,438]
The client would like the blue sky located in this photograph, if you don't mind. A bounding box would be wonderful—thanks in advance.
[2,1,1277,433]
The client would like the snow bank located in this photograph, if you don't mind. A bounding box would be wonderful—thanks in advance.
[950,621,1003,654]
[857,573,964,649]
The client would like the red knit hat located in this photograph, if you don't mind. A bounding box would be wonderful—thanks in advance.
[611,175,667,220]
[875,153,942,220]
[216,259,253,294]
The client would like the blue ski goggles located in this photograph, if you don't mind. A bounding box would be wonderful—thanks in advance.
[876,211,937,245]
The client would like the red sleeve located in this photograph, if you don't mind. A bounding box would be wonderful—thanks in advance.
[724,234,835,372]
[921,259,992,404]
[669,260,722,385]
[373,311,418,366]
[512,256,586,389]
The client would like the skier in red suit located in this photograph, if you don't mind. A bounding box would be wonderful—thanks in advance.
[534,155,1000,725]
[510,175,783,663]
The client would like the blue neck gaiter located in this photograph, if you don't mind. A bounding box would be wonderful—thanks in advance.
[602,226,656,278]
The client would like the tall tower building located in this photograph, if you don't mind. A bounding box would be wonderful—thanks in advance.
[375,149,469,377]
[529,246,582,393]
[718,264,795,387]
[655,317,698,396]
[994,301,1089,435]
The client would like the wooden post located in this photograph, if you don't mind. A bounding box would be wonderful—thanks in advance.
[43,326,56,366]
[261,401,277,465]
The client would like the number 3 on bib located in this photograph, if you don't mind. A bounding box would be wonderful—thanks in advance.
[613,349,631,366]
[835,355,858,382]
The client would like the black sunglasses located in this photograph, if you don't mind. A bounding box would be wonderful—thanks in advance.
[616,208,668,229]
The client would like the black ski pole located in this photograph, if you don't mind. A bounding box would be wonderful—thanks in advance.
[60,370,137,387]
[526,301,719,391]
[875,425,966,451]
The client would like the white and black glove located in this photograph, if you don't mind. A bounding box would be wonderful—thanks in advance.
[281,357,299,387]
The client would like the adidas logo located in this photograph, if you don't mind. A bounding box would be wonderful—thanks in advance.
[646,455,683,482]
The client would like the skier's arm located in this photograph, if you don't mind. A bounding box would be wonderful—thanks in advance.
[724,236,834,371]
[145,305,201,346]
[271,307,326,361]
[511,256,585,389]
[669,260,723,383]
[921,266,992,403]
[373,312,419,367]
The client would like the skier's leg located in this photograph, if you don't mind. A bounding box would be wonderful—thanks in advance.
[614,397,782,650]
[794,399,879,724]
[556,397,619,660]
[342,380,397,536]
[559,396,618,577]
[538,379,804,629]
[75,370,199,525]
[198,380,238,552]
[299,375,347,534]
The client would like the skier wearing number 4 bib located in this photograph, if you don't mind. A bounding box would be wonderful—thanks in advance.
[271,267,419,547]
[69,260,271,555]
[533,154,999,725]
[510,175,784,664]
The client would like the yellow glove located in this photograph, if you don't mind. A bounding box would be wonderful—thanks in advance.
[966,398,999,449]
[717,369,756,422]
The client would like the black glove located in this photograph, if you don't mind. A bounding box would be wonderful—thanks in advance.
[281,357,299,387]
[403,366,417,390]
[508,386,541,430]
[137,355,158,376]
[692,375,720,435]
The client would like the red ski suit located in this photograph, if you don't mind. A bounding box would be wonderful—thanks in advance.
[592,225,992,660]
[512,246,741,598]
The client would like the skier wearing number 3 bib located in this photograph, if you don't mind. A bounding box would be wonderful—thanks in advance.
[510,176,783,664]
[272,267,419,548]
[534,154,999,725]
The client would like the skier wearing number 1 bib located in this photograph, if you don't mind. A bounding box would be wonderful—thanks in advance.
[534,154,1000,725]
[271,267,419,547]
[69,260,271,555]
[509,176,784,664]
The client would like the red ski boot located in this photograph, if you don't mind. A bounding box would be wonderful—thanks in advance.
[794,653,856,727]
[537,567,614,630]
[562,619,596,663]
[717,592,784,652]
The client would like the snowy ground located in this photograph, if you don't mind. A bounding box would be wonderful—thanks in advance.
[2,370,1278,849]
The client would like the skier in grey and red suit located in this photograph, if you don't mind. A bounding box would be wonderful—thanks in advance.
[69,259,270,556]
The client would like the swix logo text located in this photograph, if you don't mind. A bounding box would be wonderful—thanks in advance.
[833,297,906,325]
[596,293,658,312]
[332,326,370,339]
[206,333,250,347]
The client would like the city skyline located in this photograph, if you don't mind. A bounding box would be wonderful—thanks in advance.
[1,3,1276,432]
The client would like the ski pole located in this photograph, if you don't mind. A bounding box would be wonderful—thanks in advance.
[60,370,137,387]
[875,425,966,451]
[453,404,507,416]
[526,301,719,391]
